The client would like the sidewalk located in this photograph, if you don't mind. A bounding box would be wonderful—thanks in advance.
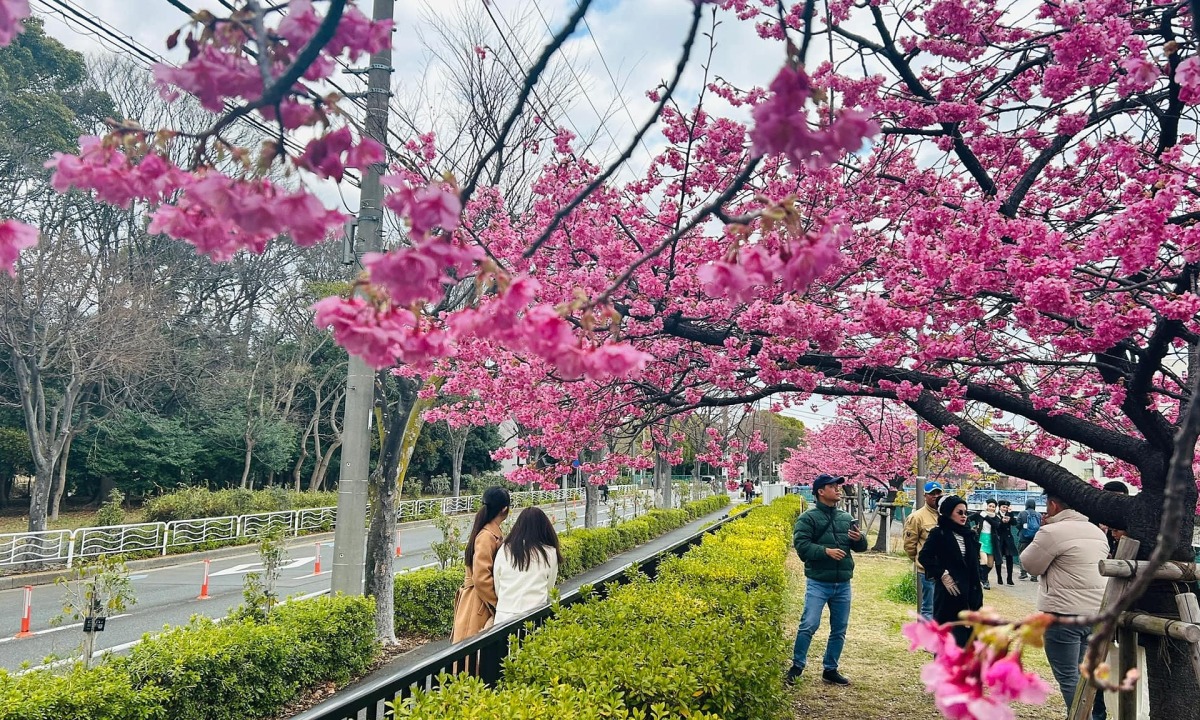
[339,502,740,688]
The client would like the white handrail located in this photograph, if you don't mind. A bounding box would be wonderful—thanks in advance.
[0,483,646,568]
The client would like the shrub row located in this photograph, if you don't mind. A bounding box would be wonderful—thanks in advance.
[394,496,804,720]
[0,595,378,720]
[143,486,340,523]
[393,493,730,637]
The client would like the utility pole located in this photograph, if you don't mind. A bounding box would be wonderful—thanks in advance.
[331,0,395,596]
[915,426,928,507]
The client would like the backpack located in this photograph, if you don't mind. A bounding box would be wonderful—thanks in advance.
[1020,510,1042,540]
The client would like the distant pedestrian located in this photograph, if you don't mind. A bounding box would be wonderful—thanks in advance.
[742,479,755,502]
[918,495,984,648]
[599,483,609,504]
[1016,498,1043,580]
[1019,493,1109,720]
[493,506,562,626]
[786,474,868,686]
[903,480,944,620]
[993,500,1018,585]
[451,486,511,643]
[967,499,998,590]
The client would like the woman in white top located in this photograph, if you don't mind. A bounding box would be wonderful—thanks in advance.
[492,506,562,626]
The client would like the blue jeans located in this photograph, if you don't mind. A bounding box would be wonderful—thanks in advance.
[792,579,852,671]
[917,571,935,620]
[1044,622,1106,720]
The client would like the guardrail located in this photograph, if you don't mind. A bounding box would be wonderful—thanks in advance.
[292,508,738,720]
[0,485,640,569]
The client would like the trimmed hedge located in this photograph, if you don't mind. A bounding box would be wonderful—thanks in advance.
[394,496,802,720]
[393,674,721,720]
[1,595,377,720]
[0,664,165,720]
[393,494,730,637]
[143,487,339,523]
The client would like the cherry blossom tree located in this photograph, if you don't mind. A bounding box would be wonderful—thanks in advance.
[5,0,1200,715]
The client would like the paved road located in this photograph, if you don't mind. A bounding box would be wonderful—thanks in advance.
[0,498,644,672]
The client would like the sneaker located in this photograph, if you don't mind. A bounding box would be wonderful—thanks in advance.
[1018,572,1028,580]
[822,669,851,685]
[983,582,991,590]
[785,666,804,685]
[1029,575,1038,582]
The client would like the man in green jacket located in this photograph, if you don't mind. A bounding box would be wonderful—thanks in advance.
[786,474,868,686]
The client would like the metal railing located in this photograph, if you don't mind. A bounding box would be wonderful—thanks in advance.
[0,485,637,569]
[293,509,737,720]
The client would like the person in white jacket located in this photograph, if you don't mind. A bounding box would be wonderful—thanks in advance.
[492,506,562,626]
[1019,493,1109,720]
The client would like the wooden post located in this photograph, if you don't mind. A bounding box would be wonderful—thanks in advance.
[1175,591,1200,690]
[1117,625,1137,720]
[1069,537,1140,720]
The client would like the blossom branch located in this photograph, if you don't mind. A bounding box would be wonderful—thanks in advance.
[519,0,704,260]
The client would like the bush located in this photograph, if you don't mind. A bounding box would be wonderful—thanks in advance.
[118,595,376,720]
[884,569,918,604]
[502,502,793,720]
[0,664,165,720]
[96,489,127,527]
[394,566,462,636]
[393,674,720,720]
[391,494,731,637]
[143,487,338,523]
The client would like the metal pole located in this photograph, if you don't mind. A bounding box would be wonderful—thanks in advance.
[915,426,928,507]
[331,0,395,596]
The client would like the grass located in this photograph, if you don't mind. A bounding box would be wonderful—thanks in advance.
[0,506,146,534]
[783,551,1065,720]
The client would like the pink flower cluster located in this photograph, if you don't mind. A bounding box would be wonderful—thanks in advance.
[699,218,846,302]
[298,127,385,182]
[903,618,1051,720]
[0,0,29,47]
[749,65,878,169]
[0,219,37,277]
[47,136,346,260]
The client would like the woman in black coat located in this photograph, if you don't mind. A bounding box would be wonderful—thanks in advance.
[918,495,985,647]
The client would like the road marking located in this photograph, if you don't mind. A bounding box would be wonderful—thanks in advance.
[0,613,133,644]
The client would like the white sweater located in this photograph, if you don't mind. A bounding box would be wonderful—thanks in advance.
[492,544,558,625]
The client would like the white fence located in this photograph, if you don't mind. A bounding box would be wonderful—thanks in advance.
[0,485,637,569]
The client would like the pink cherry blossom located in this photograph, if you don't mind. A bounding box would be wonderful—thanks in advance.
[0,219,37,277]
[0,0,29,47]
[1176,57,1200,104]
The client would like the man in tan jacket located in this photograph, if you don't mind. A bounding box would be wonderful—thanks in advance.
[1019,493,1109,720]
[903,481,943,620]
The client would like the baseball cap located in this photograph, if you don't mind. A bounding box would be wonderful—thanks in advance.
[812,474,845,491]
[923,481,944,494]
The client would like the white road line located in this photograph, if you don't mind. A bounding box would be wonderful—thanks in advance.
[0,613,133,644]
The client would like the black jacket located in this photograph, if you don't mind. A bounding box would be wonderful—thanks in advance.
[991,512,1019,556]
[918,523,984,636]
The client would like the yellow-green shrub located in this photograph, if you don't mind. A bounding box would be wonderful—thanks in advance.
[0,664,165,720]
[394,566,462,636]
[392,674,721,720]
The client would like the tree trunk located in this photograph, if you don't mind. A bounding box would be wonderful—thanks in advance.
[872,477,905,552]
[97,475,115,506]
[584,479,599,528]
[449,427,467,497]
[310,438,342,492]
[49,432,74,521]
[239,437,255,489]
[654,451,672,509]
[365,375,439,645]
[28,465,52,533]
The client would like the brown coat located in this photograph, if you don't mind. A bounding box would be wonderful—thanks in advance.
[451,520,502,643]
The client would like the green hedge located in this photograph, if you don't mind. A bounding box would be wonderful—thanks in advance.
[143,487,339,523]
[394,497,801,720]
[1,595,376,720]
[393,674,722,720]
[393,494,730,637]
[0,664,166,720]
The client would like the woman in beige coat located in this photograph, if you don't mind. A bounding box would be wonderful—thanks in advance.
[451,486,511,643]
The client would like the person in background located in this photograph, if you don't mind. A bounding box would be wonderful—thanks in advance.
[493,506,562,626]
[1019,493,1109,720]
[786,474,868,686]
[967,499,998,590]
[1098,480,1129,558]
[1017,498,1043,580]
[919,495,985,648]
[993,500,1019,585]
[903,480,944,620]
[451,486,511,643]
[599,482,610,504]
